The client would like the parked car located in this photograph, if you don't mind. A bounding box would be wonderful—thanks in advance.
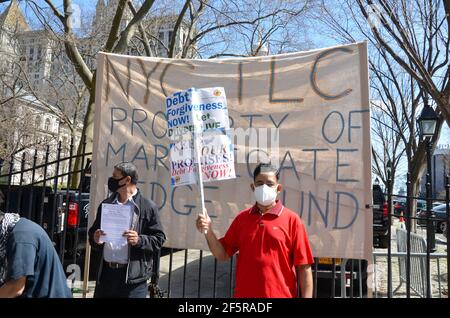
[433,202,444,208]
[394,199,426,217]
[315,258,368,297]
[372,184,389,248]
[417,204,448,233]
[0,184,98,279]
[393,200,405,216]
[417,200,427,213]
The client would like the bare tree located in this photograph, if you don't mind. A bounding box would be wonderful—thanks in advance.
[0,64,58,168]
[313,0,448,209]
[21,0,158,186]
[163,0,312,59]
[0,27,54,153]
[42,36,88,142]
[353,0,450,191]
[369,48,422,195]
[18,0,314,187]
[356,0,449,125]
[0,17,85,180]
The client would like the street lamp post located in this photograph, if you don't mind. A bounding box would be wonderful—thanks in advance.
[386,160,392,298]
[424,138,436,253]
[418,102,438,298]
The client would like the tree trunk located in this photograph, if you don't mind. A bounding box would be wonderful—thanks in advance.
[70,80,96,189]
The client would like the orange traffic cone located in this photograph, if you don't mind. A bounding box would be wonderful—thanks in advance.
[399,212,406,229]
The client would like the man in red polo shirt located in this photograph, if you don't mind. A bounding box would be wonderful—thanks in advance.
[196,162,314,298]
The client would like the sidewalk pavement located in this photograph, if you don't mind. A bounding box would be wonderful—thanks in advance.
[72,250,234,298]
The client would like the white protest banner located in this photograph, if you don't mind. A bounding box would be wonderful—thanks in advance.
[166,87,230,140]
[91,42,372,260]
[170,133,236,187]
[167,86,235,187]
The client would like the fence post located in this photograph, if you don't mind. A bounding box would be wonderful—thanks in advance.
[26,149,38,219]
[168,248,173,298]
[229,255,234,298]
[38,146,50,226]
[213,257,217,298]
[60,137,75,266]
[52,142,62,243]
[406,172,412,297]
[331,258,336,298]
[197,250,203,298]
[5,155,14,213]
[16,152,26,214]
[182,249,188,298]
[313,258,318,298]
[425,138,434,298]
[73,136,87,269]
[446,174,450,297]
[387,166,392,298]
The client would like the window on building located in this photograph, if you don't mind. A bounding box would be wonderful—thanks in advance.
[168,31,173,44]
[35,116,42,129]
[44,118,51,131]
[34,73,39,79]
[23,135,30,145]
[156,31,167,56]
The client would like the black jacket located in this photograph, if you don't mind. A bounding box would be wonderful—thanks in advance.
[88,190,166,285]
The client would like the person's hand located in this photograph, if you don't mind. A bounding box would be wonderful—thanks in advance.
[123,230,140,246]
[196,209,211,234]
[94,229,105,245]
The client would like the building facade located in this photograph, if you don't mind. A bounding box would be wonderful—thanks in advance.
[1,0,191,185]
[419,146,450,199]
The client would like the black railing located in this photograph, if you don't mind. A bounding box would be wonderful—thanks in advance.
[376,172,450,298]
[0,136,92,275]
[1,141,449,297]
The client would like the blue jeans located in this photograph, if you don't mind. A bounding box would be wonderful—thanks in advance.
[94,264,148,298]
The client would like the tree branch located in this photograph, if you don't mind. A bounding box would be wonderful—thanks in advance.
[112,0,156,54]
[104,0,128,52]
[168,0,191,58]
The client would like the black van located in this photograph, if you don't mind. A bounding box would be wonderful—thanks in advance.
[0,185,98,279]
[373,184,389,248]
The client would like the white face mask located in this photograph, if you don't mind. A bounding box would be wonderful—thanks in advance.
[254,184,278,206]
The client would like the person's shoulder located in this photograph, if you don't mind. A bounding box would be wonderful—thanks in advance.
[235,206,254,219]
[10,218,43,244]
[13,218,40,231]
[136,191,158,212]
[281,206,304,223]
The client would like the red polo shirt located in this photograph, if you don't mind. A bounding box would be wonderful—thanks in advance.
[219,200,314,298]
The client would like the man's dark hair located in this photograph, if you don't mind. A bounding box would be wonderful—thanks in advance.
[114,162,139,184]
[253,162,280,181]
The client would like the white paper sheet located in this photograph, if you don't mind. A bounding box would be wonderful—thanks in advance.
[100,203,132,245]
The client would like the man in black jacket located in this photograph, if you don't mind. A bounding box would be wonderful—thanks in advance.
[88,162,166,298]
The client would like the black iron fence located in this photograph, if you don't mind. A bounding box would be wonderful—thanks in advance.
[0,137,91,270]
[377,171,450,298]
[0,142,449,298]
